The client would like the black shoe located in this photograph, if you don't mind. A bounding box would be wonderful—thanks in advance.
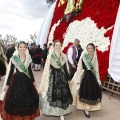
[84,111,90,118]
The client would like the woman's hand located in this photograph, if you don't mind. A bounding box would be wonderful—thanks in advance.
[72,64,76,69]
[3,85,9,92]
[33,82,37,88]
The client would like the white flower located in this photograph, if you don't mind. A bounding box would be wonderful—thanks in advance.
[48,17,110,52]
[48,20,61,44]
[62,17,110,52]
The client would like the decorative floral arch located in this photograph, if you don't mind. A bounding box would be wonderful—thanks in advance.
[47,0,120,80]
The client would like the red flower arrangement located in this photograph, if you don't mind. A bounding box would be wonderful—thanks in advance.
[47,0,120,80]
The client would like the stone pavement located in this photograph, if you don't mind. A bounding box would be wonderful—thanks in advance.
[0,69,120,120]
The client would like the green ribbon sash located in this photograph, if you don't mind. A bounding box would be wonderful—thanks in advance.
[13,55,31,78]
[51,53,65,74]
[84,53,96,76]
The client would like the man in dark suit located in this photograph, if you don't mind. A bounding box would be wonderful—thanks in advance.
[41,44,48,68]
[66,39,80,79]
[33,45,43,71]
[6,43,15,63]
[76,44,83,63]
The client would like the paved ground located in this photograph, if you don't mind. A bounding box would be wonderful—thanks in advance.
[0,68,120,120]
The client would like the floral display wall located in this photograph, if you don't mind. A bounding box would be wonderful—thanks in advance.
[47,0,120,80]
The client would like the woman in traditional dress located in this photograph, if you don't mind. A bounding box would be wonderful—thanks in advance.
[71,43,102,118]
[0,41,6,80]
[0,41,40,120]
[39,40,73,120]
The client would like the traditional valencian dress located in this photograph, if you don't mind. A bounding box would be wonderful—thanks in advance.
[71,51,102,111]
[39,47,73,116]
[0,47,6,78]
[0,50,40,120]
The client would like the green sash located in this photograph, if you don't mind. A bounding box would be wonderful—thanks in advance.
[13,55,31,78]
[51,53,65,74]
[0,55,4,64]
[84,53,96,76]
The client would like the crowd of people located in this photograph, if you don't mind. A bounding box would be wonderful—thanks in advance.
[0,41,52,72]
[0,40,102,120]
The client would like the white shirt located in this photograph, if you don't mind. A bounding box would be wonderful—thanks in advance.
[67,45,78,64]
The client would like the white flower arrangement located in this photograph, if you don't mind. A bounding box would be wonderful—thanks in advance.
[63,17,110,52]
[48,17,111,52]
[48,20,61,44]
